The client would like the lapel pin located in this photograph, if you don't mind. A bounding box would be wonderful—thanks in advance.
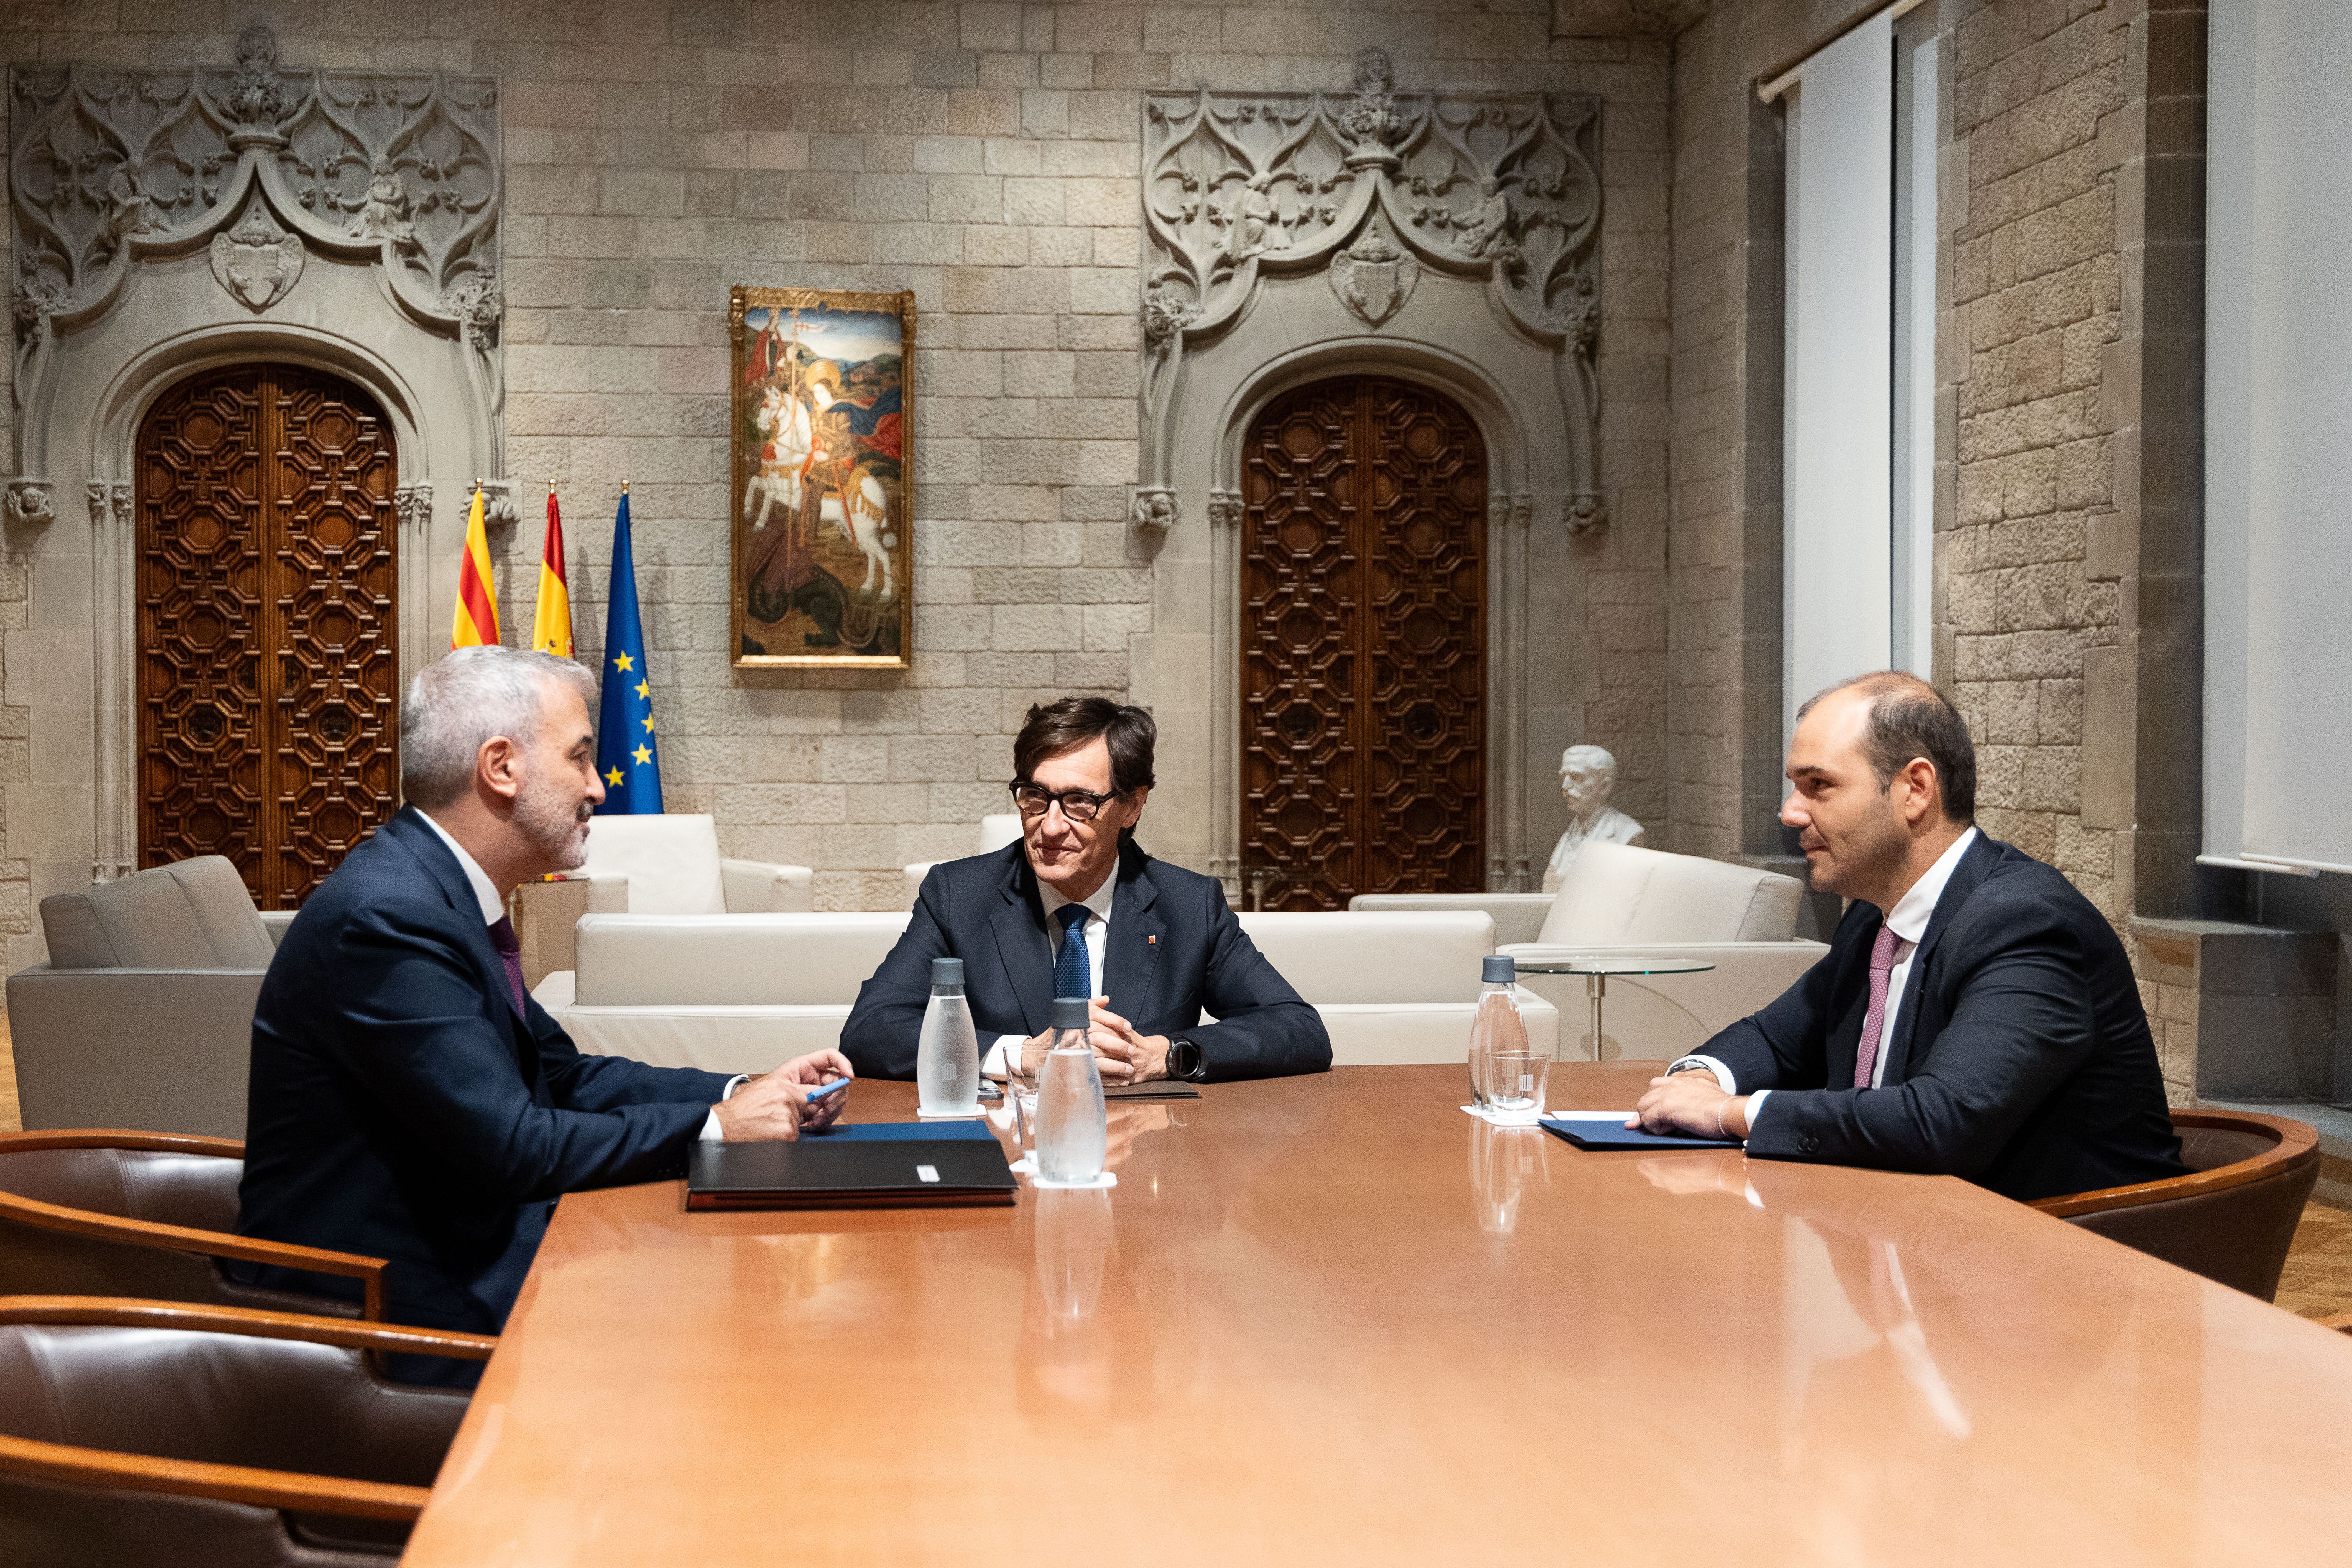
[1147,934,1157,946]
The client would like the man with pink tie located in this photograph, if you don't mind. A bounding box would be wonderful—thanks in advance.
[1630,671,2185,1203]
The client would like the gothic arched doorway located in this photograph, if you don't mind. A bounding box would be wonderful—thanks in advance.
[135,363,401,907]
[1239,375,1487,909]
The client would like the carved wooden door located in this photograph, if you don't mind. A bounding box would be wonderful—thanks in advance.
[136,365,400,908]
[1241,376,1485,909]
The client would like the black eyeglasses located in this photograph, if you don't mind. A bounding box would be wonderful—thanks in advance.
[1010,781,1125,824]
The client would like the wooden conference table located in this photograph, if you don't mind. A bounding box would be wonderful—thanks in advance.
[402,1065,2352,1565]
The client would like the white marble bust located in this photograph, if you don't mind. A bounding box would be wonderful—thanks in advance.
[1540,745,1645,892]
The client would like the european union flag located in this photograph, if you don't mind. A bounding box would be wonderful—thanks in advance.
[594,493,662,814]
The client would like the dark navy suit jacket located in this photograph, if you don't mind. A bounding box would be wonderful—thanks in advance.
[1705,832,2186,1202]
[841,839,1330,1082]
[235,807,735,1340]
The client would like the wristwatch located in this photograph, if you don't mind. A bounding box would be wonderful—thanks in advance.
[1165,1036,1207,1082]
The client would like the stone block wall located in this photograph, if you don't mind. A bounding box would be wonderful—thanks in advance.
[0,0,1673,920]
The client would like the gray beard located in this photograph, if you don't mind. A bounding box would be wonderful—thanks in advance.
[516,772,592,871]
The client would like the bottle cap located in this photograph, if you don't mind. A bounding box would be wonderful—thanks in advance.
[1052,996,1091,1031]
[1481,955,1516,984]
[930,957,965,985]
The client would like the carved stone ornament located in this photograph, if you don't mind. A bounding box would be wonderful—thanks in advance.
[1207,488,1244,529]
[1328,216,1418,326]
[1128,486,1179,537]
[209,200,305,310]
[1142,51,1598,355]
[8,26,502,372]
[393,482,434,532]
[1564,490,1608,536]
[1140,50,1602,494]
[2,478,55,524]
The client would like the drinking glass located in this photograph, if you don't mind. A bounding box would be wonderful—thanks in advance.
[1008,1035,1051,1161]
[1482,1047,1550,1123]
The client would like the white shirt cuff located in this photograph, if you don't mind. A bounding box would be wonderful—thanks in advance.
[1742,1089,1771,1138]
[1667,1055,1738,1095]
[699,1074,752,1142]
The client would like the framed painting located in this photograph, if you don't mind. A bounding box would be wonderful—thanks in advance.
[729,286,914,668]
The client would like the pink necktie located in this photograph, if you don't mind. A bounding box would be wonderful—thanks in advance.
[1853,923,1902,1089]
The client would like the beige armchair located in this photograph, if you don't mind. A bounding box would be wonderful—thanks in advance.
[5,857,276,1139]
[514,813,814,988]
[1495,842,1825,1060]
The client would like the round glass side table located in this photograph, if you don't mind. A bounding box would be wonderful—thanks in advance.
[1507,955,1716,1061]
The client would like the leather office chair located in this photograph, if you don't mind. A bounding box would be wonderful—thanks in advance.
[0,1295,490,1566]
[2030,1109,2320,1301]
[0,1131,389,1320]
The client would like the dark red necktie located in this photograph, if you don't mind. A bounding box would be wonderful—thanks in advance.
[487,915,528,1017]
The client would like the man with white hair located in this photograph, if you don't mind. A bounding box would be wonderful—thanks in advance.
[235,646,850,1377]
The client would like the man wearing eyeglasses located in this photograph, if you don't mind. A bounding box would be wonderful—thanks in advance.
[841,697,1331,1084]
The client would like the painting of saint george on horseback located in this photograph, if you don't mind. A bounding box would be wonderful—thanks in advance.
[730,286,914,668]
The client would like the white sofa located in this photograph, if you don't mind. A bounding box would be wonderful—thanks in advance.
[513,813,814,988]
[900,813,1023,907]
[1233,911,1558,1065]
[533,912,912,1073]
[1345,892,1556,947]
[532,908,1555,1074]
[1493,842,1826,1060]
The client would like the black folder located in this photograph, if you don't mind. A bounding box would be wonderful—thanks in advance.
[686,1134,1017,1211]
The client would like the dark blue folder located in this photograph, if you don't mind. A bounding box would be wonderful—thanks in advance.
[1540,1115,1740,1152]
[806,1120,998,1143]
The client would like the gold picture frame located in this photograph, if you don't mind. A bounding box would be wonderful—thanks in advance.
[728,286,915,669]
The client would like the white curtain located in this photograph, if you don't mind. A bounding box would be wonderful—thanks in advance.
[1783,12,1894,735]
[2206,0,2352,873]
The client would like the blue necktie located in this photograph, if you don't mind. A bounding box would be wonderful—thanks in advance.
[1051,903,1093,999]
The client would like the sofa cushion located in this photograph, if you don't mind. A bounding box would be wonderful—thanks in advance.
[38,856,270,970]
[573,912,914,1006]
[1536,843,1801,945]
[578,814,728,916]
[1234,911,1495,1004]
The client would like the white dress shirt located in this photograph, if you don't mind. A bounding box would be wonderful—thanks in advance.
[415,812,742,1141]
[982,871,1115,1077]
[1682,827,1979,1136]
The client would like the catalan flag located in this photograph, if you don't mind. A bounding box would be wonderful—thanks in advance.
[593,491,662,814]
[531,485,572,657]
[450,484,498,648]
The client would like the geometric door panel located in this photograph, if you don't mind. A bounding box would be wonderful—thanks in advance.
[137,365,399,908]
[1240,376,1485,910]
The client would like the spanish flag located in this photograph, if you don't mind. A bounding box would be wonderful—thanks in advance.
[531,485,572,657]
[450,485,498,648]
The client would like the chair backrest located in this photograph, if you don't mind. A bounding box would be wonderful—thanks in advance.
[980,813,1022,852]
[577,814,726,915]
[0,1145,242,1232]
[2032,1109,2320,1302]
[1233,912,1496,1004]
[0,1133,376,1320]
[38,857,274,971]
[1536,842,1802,945]
[0,1303,480,1566]
[573,912,914,1006]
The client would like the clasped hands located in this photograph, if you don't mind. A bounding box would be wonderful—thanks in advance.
[711,1049,855,1141]
[1019,998,1169,1084]
[1628,1067,1750,1142]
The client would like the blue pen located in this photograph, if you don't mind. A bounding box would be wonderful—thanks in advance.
[804,1076,851,1104]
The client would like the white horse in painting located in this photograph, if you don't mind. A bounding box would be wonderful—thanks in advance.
[744,383,896,603]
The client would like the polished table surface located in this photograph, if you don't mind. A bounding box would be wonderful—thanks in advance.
[403,1065,2352,1565]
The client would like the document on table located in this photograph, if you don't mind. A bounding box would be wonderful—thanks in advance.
[1539,1114,1741,1151]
